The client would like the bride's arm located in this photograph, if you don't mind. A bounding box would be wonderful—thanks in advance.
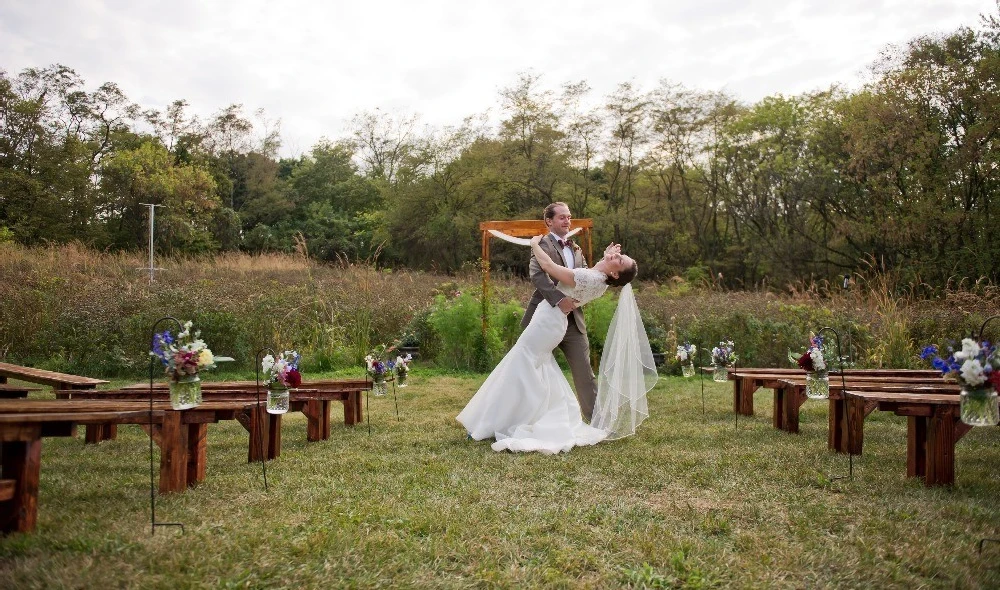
[530,236,576,287]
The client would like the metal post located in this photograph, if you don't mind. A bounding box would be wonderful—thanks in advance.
[139,203,165,284]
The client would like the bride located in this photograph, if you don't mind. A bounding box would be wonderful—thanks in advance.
[457,234,657,454]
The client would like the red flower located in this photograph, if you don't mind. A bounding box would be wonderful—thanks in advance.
[987,370,1000,391]
[286,369,302,388]
[796,351,814,372]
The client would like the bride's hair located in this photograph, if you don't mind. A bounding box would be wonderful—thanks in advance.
[606,261,638,287]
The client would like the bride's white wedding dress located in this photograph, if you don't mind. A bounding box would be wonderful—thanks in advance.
[457,267,611,454]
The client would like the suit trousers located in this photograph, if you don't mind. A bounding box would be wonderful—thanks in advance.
[557,319,598,421]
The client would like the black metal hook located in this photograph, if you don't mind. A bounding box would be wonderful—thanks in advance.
[148,316,185,536]
[254,347,277,492]
[697,342,706,417]
[816,326,852,482]
[976,314,1000,343]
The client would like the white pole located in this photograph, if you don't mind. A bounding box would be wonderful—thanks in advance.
[139,203,165,284]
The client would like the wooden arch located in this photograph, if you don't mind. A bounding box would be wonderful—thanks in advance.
[477,219,595,340]
[478,218,595,281]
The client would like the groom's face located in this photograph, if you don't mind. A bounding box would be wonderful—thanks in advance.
[545,205,572,237]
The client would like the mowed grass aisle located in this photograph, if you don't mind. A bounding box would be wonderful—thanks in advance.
[0,374,997,588]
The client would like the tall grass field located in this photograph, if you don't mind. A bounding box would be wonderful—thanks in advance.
[0,245,997,587]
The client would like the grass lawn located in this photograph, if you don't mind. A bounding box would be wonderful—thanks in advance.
[0,373,997,588]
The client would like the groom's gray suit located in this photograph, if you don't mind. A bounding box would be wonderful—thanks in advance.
[520,233,598,421]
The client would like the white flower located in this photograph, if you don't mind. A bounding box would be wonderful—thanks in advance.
[810,348,826,372]
[960,358,987,386]
[954,338,980,361]
[261,354,275,375]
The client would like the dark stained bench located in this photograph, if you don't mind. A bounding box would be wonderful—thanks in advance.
[0,384,42,399]
[721,367,943,416]
[0,396,337,533]
[63,379,371,444]
[843,390,997,486]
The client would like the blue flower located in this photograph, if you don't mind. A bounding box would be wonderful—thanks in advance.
[931,357,949,373]
[919,344,938,360]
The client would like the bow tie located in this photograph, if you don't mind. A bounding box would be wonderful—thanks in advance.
[556,238,572,249]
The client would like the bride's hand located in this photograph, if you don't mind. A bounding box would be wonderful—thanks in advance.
[603,242,621,257]
[530,235,544,247]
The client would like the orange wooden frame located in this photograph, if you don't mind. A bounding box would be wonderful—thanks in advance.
[478,219,594,341]
[478,218,594,272]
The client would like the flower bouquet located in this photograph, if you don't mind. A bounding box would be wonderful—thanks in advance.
[365,344,394,397]
[789,333,829,399]
[261,350,302,414]
[711,340,737,382]
[151,321,229,410]
[921,339,1000,426]
[676,342,697,378]
[395,353,412,387]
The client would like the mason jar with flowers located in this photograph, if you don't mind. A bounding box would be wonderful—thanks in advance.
[711,340,737,382]
[261,350,302,414]
[395,353,412,387]
[921,339,1000,426]
[790,333,829,399]
[365,345,394,396]
[676,342,697,378]
[151,321,225,410]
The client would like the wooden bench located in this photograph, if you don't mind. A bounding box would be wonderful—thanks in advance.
[726,370,954,454]
[64,379,371,444]
[0,395,336,533]
[723,367,942,416]
[0,384,42,399]
[0,404,166,534]
[843,390,997,486]
[0,362,108,390]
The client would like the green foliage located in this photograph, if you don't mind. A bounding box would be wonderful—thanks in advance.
[426,290,525,372]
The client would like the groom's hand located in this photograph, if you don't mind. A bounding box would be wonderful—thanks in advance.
[557,298,578,314]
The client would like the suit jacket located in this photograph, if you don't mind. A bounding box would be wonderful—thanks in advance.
[520,234,588,334]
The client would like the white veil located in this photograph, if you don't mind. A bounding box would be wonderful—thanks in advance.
[590,284,658,440]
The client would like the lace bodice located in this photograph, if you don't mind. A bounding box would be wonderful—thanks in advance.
[557,268,609,306]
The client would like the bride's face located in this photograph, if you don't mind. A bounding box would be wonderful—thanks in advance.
[602,251,634,276]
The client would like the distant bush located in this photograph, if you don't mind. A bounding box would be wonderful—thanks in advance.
[2,244,997,377]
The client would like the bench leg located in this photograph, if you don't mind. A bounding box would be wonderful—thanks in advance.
[734,378,755,416]
[845,395,866,455]
[306,400,331,441]
[247,406,280,462]
[268,413,281,459]
[0,438,42,533]
[187,424,207,486]
[84,423,118,445]
[907,416,927,479]
[158,412,189,494]
[924,408,957,486]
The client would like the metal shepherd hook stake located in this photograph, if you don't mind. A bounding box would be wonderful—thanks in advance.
[148,316,185,536]
[817,326,853,482]
[254,347,277,492]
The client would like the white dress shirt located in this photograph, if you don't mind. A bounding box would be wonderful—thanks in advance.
[550,232,575,270]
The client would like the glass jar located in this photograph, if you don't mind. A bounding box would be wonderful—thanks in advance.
[373,376,388,397]
[169,374,202,410]
[713,365,728,382]
[267,384,290,415]
[397,370,408,388]
[960,385,999,426]
[805,370,830,400]
[682,362,695,378]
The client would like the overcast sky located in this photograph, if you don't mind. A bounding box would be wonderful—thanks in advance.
[1,0,995,156]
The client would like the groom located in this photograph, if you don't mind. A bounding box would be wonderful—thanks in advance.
[521,202,598,421]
